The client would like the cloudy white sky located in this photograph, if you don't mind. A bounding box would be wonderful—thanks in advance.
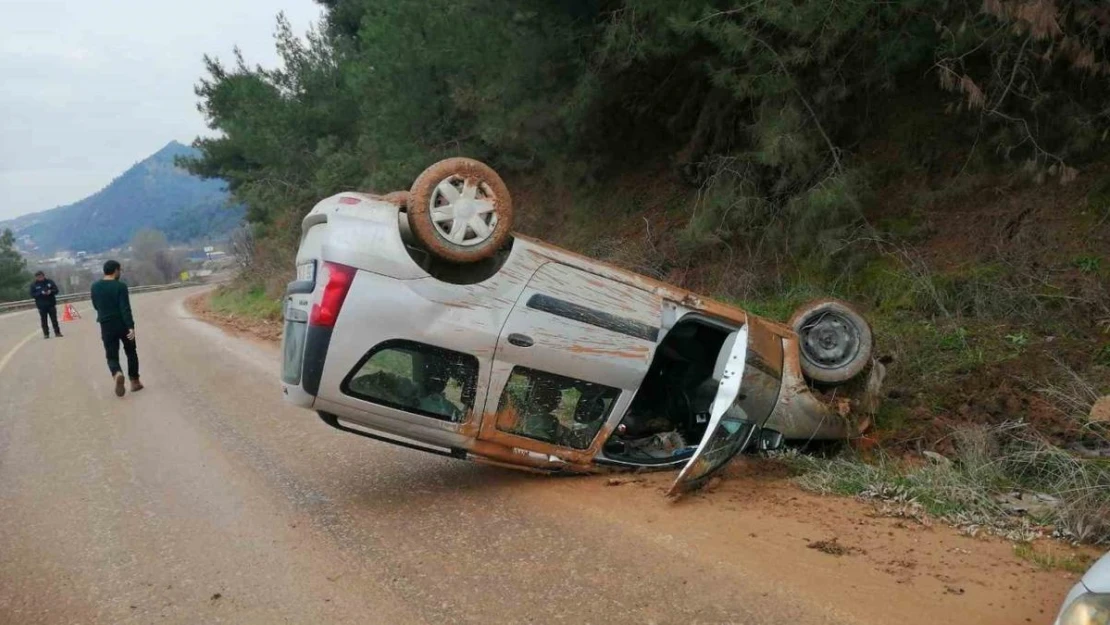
[0,0,323,221]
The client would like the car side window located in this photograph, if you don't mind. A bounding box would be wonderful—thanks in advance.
[343,341,478,423]
[496,367,620,450]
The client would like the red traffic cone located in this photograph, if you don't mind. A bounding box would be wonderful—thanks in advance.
[61,303,80,322]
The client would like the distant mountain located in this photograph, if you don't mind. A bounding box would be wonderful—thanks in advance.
[1,141,242,254]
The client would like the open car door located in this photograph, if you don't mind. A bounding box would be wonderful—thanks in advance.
[667,325,757,496]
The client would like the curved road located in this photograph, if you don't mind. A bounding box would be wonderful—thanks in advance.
[0,288,1073,624]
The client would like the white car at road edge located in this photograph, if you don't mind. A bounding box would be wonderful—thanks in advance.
[1056,551,1110,625]
[280,157,886,495]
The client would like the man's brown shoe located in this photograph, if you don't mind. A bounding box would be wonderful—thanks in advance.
[130,379,144,393]
[114,373,126,397]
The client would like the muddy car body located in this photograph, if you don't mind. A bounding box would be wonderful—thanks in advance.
[281,159,883,493]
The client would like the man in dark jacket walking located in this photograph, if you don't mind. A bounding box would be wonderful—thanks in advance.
[30,271,63,339]
[91,260,142,397]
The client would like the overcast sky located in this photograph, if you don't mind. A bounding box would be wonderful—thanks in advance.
[0,0,323,221]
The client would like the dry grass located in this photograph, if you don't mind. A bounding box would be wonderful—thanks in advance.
[1013,542,1095,574]
[586,233,669,280]
[1001,429,1110,543]
[1036,357,1105,424]
[782,422,1110,545]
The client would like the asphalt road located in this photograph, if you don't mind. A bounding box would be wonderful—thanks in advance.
[0,288,1069,625]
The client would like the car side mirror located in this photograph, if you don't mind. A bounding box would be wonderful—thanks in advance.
[757,428,784,452]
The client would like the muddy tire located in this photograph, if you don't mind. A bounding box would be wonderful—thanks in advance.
[407,158,513,264]
[789,299,873,385]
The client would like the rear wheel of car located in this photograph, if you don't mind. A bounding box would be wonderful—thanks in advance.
[789,299,873,385]
[407,158,513,264]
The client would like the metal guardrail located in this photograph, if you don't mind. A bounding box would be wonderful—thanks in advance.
[0,278,220,315]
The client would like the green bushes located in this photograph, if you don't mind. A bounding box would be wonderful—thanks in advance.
[186,2,1110,260]
[209,285,283,322]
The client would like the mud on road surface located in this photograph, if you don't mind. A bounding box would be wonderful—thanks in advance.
[525,461,1089,625]
[0,288,1088,625]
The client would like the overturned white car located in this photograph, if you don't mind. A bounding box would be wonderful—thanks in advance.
[280,158,884,494]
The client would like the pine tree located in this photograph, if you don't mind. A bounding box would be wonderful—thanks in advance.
[0,229,31,303]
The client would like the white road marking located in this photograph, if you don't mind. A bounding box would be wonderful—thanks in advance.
[0,330,44,376]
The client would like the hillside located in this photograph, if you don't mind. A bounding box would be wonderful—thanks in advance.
[1,141,241,254]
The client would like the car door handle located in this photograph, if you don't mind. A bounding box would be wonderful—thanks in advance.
[507,333,534,348]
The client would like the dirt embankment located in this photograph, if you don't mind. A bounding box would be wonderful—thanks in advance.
[185,292,282,343]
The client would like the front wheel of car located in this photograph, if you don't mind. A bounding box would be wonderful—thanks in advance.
[789,299,873,385]
[407,157,514,264]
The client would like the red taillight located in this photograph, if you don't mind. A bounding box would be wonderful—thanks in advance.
[309,262,357,328]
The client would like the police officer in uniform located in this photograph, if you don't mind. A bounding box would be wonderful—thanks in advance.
[30,271,63,339]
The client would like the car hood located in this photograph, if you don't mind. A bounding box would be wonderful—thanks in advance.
[1082,552,1110,594]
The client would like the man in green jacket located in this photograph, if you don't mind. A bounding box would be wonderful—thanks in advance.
[91,260,143,397]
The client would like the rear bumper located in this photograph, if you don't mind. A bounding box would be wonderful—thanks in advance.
[283,382,317,408]
[301,325,332,396]
[282,324,334,408]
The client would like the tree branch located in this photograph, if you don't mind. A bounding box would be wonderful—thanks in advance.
[696,2,766,25]
[990,34,1032,114]
[750,35,843,173]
